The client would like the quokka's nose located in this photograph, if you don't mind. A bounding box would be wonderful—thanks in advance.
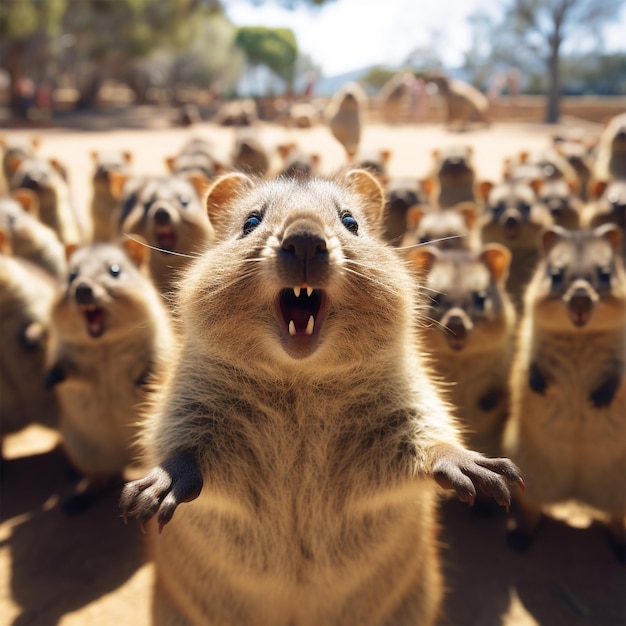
[75,282,94,304]
[281,226,327,262]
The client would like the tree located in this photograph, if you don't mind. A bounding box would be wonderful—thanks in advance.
[235,26,298,94]
[501,0,625,123]
[0,0,67,115]
[62,0,221,106]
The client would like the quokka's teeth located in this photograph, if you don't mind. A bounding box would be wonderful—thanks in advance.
[305,315,315,335]
[307,287,313,297]
[293,286,301,298]
[288,320,296,336]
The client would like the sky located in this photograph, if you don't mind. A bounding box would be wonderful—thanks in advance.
[225,0,626,77]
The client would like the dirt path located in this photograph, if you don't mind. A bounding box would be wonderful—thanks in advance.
[1,117,624,626]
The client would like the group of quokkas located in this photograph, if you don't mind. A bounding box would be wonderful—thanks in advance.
[1,80,624,625]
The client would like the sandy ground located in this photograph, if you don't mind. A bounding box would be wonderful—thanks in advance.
[1,113,624,626]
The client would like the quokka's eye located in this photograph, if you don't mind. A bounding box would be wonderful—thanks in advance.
[109,264,121,278]
[341,213,358,234]
[493,201,506,215]
[473,291,487,310]
[550,266,564,288]
[242,213,262,236]
[597,267,611,288]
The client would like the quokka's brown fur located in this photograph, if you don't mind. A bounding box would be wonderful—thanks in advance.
[480,179,553,310]
[48,241,174,496]
[110,174,215,299]
[410,244,516,457]
[400,202,480,252]
[422,145,478,209]
[503,224,626,551]
[0,241,59,445]
[120,170,522,626]
[90,149,133,242]
[582,179,626,262]
[0,191,67,279]
[9,156,85,246]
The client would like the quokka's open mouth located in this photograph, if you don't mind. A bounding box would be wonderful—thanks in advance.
[80,304,107,338]
[276,286,329,359]
[279,286,324,338]
[154,224,177,251]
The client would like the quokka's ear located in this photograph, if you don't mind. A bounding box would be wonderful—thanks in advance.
[407,246,440,275]
[480,243,511,283]
[11,188,40,219]
[205,173,253,237]
[345,168,386,235]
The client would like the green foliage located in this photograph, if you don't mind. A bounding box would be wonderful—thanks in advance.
[156,12,245,90]
[561,52,626,95]
[0,0,67,39]
[235,26,298,82]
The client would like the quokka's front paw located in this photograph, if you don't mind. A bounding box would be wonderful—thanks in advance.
[430,444,523,509]
[119,452,203,532]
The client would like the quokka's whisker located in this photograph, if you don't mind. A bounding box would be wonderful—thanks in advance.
[396,234,464,252]
[122,233,200,259]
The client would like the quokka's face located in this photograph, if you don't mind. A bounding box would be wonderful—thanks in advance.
[119,176,213,255]
[419,248,512,353]
[533,225,626,332]
[54,244,150,342]
[181,172,413,371]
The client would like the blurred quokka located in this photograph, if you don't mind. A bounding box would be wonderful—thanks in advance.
[553,135,595,201]
[326,81,367,158]
[383,177,424,245]
[351,148,392,187]
[9,155,84,245]
[479,179,553,309]
[422,145,478,209]
[0,234,58,450]
[503,147,579,189]
[90,149,133,242]
[165,137,224,180]
[276,142,321,180]
[232,130,271,177]
[537,177,582,230]
[401,202,480,251]
[425,74,490,128]
[110,173,215,298]
[46,240,175,512]
[593,111,626,182]
[120,169,522,626]
[0,190,66,279]
[1,135,39,191]
[409,245,516,457]
[582,179,626,261]
[503,224,626,557]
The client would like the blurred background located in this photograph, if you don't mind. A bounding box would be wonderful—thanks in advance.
[1,0,625,128]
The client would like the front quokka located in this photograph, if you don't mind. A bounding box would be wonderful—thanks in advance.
[121,170,522,626]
